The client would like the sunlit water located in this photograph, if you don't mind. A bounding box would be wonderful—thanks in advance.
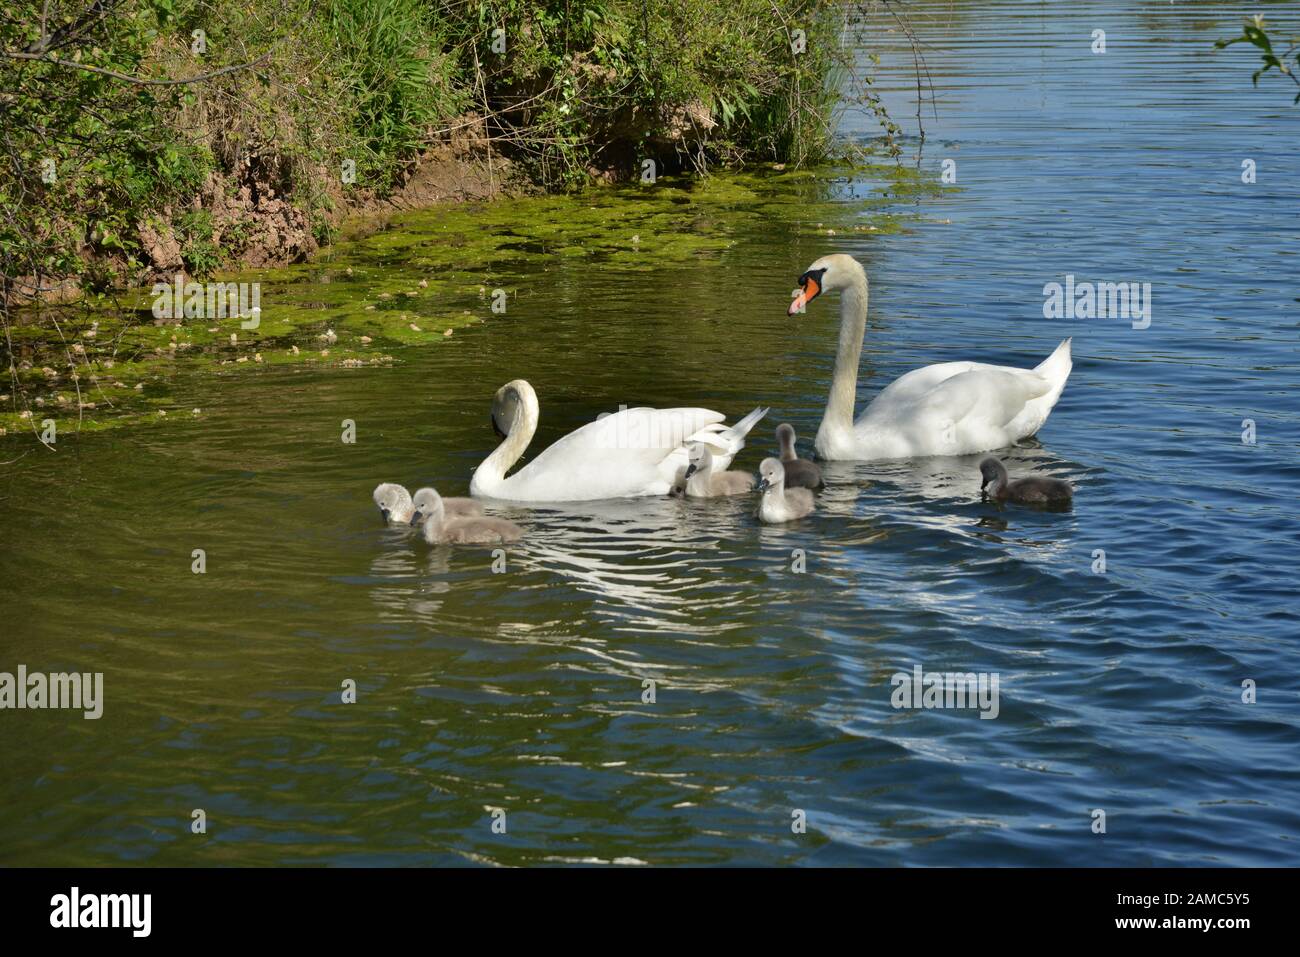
[3,0,1298,865]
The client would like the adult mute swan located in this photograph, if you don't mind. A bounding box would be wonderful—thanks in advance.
[470,379,768,502]
[788,254,1073,461]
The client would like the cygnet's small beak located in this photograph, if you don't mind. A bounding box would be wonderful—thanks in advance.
[409,511,423,526]
[756,477,770,492]
[380,507,391,523]
[980,477,989,490]
[684,464,697,478]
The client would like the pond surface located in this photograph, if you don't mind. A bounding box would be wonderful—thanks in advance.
[2,0,1298,865]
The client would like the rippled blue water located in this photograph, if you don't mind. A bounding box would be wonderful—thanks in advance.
[826,0,1300,864]
[2,0,1297,866]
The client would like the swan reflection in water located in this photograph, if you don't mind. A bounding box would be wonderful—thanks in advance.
[364,492,716,624]
[366,443,1081,622]
[507,495,731,622]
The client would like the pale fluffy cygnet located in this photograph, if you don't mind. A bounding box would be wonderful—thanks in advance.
[373,482,415,525]
[756,458,815,523]
[409,487,524,544]
[374,482,482,526]
[684,443,755,497]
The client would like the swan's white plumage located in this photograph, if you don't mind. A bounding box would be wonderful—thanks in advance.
[846,363,1055,458]
[470,381,767,501]
[494,405,721,501]
[798,254,1072,460]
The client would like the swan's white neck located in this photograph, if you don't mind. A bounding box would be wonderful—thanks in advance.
[817,271,869,450]
[471,381,539,497]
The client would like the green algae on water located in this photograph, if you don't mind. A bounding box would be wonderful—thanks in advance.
[2,162,950,437]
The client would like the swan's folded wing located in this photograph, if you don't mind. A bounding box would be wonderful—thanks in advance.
[916,368,1053,437]
[515,406,724,498]
[863,361,980,421]
[577,406,725,453]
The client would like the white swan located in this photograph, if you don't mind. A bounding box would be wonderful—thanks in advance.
[789,253,1073,461]
[470,379,768,502]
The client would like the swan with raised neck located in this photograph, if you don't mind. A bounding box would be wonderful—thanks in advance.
[788,253,1073,461]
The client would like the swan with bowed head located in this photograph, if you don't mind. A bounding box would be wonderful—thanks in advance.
[788,253,1073,461]
[470,378,769,502]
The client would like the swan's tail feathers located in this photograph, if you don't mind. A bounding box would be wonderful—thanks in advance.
[685,407,769,467]
[1017,338,1073,439]
[725,406,770,443]
[1035,338,1073,388]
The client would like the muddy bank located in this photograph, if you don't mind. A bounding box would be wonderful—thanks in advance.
[14,118,530,307]
[131,119,527,291]
[178,115,532,272]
